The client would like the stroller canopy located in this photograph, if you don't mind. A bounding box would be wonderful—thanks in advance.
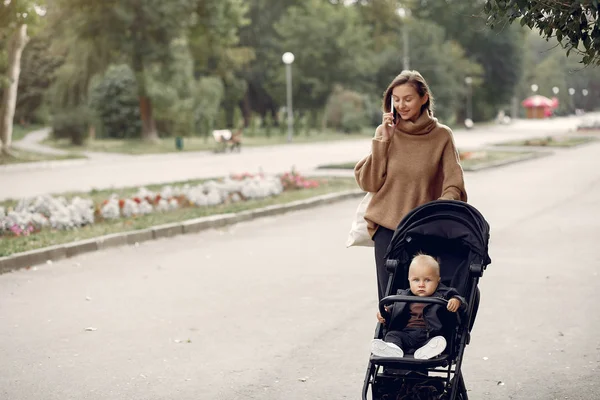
[386,200,491,266]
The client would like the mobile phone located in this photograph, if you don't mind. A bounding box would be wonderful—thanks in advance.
[390,96,396,126]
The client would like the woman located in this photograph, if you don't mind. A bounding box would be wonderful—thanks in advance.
[354,70,467,300]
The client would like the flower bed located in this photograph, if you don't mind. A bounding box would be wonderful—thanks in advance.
[0,171,313,238]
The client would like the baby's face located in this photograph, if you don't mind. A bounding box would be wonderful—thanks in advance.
[408,263,440,297]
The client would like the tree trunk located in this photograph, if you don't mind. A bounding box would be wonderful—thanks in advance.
[139,95,159,141]
[0,24,29,156]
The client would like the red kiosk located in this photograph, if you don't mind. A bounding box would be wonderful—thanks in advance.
[522,95,559,118]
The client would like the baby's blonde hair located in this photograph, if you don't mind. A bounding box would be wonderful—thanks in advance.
[409,252,440,276]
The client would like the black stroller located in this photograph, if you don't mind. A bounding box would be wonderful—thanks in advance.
[362,200,491,400]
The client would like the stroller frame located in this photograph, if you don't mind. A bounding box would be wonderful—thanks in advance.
[361,200,491,400]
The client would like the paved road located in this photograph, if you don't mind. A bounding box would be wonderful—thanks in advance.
[0,115,592,201]
[1,135,599,399]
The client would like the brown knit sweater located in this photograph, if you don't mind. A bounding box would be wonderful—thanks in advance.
[354,112,467,237]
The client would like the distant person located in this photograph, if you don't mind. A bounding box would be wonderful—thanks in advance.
[371,253,465,359]
[354,70,467,300]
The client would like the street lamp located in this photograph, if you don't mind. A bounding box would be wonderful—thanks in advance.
[552,86,559,95]
[465,76,473,129]
[396,8,410,70]
[282,52,295,143]
[531,84,539,93]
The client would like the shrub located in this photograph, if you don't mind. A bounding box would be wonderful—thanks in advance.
[89,64,141,139]
[51,108,89,146]
[324,86,368,133]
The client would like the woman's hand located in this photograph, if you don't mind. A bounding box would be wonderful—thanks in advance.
[447,298,461,312]
[375,112,394,141]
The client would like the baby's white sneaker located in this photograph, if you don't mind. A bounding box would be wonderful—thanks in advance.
[371,339,404,358]
[414,336,447,360]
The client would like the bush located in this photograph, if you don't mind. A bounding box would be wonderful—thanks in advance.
[51,108,89,146]
[324,86,369,133]
[89,64,141,139]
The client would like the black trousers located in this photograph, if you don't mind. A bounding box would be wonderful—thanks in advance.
[385,328,429,353]
[373,226,395,301]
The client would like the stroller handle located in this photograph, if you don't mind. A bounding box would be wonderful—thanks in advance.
[379,295,448,316]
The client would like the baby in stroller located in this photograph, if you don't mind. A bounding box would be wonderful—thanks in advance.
[371,253,465,360]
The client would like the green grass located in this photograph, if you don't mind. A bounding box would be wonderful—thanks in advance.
[0,148,84,166]
[42,130,372,155]
[11,124,44,142]
[495,135,597,148]
[0,177,358,257]
[316,150,539,172]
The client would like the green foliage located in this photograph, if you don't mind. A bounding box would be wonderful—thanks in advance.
[194,76,225,136]
[15,35,63,124]
[484,0,600,65]
[324,86,369,133]
[146,38,197,137]
[89,64,141,139]
[264,112,273,137]
[411,0,524,121]
[51,107,89,146]
[270,0,376,112]
[520,30,600,114]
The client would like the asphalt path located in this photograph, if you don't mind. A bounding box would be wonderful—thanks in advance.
[1,125,599,399]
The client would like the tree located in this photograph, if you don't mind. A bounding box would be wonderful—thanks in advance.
[270,0,375,113]
[15,35,63,124]
[0,0,40,156]
[410,0,525,121]
[236,0,302,123]
[52,0,197,141]
[484,0,600,66]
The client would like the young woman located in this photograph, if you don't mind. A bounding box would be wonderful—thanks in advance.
[354,70,467,300]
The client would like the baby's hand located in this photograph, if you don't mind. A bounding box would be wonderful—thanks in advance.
[376,312,386,324]
[447,298,461,312]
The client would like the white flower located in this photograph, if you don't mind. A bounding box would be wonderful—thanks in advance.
[122,199,140,217]
[168,198,179,210]
[138,200,153,215]
[160,186,174,199]
[156,199,170,212]
[206,189,222,206]
[135,187,155,200]
[101,199,121,220]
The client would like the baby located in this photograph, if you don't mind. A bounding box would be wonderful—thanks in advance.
[371,253,465,359]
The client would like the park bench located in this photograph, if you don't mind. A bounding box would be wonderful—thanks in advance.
[212,128,242,153]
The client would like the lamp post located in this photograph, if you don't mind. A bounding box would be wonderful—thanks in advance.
[397,8,410,70]
[282,52,295,143]
[531,84,539,93]
[568,87,576,114]
[465,76,473,129]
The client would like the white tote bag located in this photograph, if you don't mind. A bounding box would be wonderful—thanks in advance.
[346,192,375,248]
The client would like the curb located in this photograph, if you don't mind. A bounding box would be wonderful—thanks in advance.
[462,151,552,172]
[0,189,364,274]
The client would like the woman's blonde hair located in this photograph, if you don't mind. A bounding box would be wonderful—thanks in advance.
[382,70,435,117]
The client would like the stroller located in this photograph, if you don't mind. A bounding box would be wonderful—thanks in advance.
[362,200,491,400]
